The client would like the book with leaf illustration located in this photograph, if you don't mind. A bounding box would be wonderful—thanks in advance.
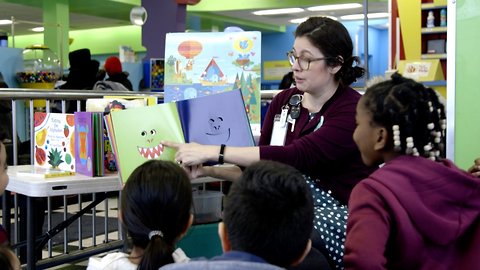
[107,89,254,182]
[34,112,76,173]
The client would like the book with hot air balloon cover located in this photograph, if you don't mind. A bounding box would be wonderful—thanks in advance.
[106,89,254,182]
[164,31,261,137]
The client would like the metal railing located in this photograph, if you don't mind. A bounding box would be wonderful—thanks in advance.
[0,87,280,268]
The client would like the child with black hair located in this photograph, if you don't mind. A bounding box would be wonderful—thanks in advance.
[161,160,331,270]
[87,160,193,270]
[0,246,20,270]
[344,73,480,269]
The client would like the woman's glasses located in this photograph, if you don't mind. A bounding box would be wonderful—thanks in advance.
[287,51,332,70]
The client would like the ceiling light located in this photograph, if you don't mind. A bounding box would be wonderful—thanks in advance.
[307,3,362,11]
[340,12,389,20]
[253,8,304,16]
[290,17,309,24]
[31,27,44,32]
[290,16,338,24]
[0,19,12,25]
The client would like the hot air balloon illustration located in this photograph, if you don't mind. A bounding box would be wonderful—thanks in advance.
[178,40,203,71]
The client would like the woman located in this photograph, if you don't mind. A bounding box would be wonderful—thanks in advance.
[164,17,376,269]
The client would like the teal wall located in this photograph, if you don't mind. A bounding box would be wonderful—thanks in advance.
[454,0,480,169]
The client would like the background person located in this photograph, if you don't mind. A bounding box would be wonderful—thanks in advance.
[278,71,294,89]
[345,73,480,270]
[103,56,133,90]
[164,16,377,269]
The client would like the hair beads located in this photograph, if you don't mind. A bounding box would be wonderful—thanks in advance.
[363,73,446,161]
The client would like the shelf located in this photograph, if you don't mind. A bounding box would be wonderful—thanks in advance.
[421,3,447,10]
[421,26,447,34]
[423,80,446,87]
[422,53,447,59]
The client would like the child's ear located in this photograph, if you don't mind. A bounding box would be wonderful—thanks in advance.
[179,214,194,240]
[218,222,231,252]
[290,239,312,266]
[374,127,388,151]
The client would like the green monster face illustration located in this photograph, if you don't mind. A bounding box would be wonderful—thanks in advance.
[110,101,184,183]
[136,128,164,159]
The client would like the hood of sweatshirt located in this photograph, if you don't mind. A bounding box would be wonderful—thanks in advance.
[368,155,480,245]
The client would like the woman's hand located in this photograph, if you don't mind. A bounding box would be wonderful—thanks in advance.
[467,158,480,177]
[162,141,218,166]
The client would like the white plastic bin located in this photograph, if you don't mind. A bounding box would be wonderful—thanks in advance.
[192,190,223,224]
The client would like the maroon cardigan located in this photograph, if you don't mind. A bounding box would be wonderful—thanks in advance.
[259,86,376,204]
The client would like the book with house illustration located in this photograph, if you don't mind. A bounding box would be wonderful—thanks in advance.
[107,89,254,182]
[34,112,76,173]
[164,31,262,136]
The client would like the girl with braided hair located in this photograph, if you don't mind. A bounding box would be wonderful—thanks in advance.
[87,160,193,270]
[344,73,480,270]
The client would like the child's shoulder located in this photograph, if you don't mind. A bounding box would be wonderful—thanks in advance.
[87,252,136,270]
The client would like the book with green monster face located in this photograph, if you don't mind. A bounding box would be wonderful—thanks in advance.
[107,102,185,182]
[107,89,254,183]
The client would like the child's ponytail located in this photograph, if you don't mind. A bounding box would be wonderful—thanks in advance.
[138,233,175,270]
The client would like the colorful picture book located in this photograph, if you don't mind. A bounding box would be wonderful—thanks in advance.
[164,31,262,136]
[74,112,105,177]
[74,112,93,176]
[34,112,76,172]
[85,97,150,113]
[106,89,254,182]
[86,97,156,175]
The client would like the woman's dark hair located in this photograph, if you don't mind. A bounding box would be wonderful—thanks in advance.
[122,160,192,270]
[362,72,446,160]
[295,16,364,86]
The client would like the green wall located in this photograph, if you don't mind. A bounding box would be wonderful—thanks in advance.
[454,0,480,169]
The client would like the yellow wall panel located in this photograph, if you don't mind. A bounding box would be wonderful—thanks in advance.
[397,0,421,60]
